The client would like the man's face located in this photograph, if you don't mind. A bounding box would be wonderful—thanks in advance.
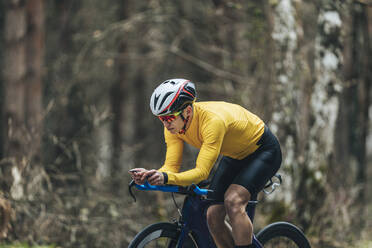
[158,110,184,134]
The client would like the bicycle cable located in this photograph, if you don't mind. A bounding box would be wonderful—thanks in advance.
[171,193,182,217]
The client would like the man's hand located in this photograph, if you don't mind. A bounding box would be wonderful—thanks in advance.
[128,168,148,185]
[142,169,165,185]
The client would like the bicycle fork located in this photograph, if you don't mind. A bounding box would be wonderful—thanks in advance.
[252,235,263,248]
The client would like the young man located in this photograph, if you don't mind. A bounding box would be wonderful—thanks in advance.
[129,79,282,248]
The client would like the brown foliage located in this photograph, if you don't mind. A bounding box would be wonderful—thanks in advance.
[0,194,12,239]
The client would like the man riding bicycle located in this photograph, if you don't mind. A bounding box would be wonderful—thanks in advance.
[129,78,282,248]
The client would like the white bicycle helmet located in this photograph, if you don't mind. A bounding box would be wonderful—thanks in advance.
[150,79,196,116]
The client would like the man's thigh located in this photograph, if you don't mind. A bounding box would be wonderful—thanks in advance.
[209,156,244,202]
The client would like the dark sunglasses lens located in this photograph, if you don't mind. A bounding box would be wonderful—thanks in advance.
[159,115,176,122]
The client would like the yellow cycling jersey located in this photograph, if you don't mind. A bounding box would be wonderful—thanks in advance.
[158,101,265,186]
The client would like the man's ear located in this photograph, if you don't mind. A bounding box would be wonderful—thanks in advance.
[186,105,192,114]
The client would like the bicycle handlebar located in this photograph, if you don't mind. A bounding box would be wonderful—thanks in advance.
[128,174,282,202]
[128,180,210,202]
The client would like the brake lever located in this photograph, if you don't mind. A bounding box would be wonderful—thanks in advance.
[128,180,137,202]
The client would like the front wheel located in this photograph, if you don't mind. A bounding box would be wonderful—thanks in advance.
[256,222,311,248]
[129,222,199,248]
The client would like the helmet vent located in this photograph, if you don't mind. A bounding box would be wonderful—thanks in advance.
[158,92,173,110]
[163,80,176,85]
[153,94,160,108]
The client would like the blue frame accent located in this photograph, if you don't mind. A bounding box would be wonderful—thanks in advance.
[135,182,180,192]
[135,182,210,195]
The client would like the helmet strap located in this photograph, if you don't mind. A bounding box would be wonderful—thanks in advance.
[178,112,189,134]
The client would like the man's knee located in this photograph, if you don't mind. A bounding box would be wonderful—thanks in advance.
[224,197,241,217]
[224,192,248,218]
[224,184,250,216]
[207,205,225,229]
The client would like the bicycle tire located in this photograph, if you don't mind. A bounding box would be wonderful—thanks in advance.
[256,222,311,248]
[129,222,199,248]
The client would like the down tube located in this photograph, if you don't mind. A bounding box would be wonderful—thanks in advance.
[180,196,217,248]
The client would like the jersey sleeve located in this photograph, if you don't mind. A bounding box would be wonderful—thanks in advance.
[165,119,226,186]
[158,128,183,173]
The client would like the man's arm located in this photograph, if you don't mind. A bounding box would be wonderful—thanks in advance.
[158,128,184,173]
[164,119,226,186]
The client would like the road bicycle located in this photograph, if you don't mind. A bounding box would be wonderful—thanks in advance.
[128,174,311,248]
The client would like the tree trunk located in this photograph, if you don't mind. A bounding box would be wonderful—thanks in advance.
[260,0,276,121]
[1,0,45,239]
[0,1,4,159]
[133,72,146,165]
[25,0,44,163]
[271,0,344,230]
[111,0,131,193]
[336,1,370,204]
[2,0,27,195]
[354,3,371,203]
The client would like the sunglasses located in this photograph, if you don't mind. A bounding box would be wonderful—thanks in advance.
[158,111,182,123]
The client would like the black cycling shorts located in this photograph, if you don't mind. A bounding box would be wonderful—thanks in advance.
[209,125,282,201]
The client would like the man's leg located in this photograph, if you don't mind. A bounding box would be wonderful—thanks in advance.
[207,204,235,248]
[224,184,253,246]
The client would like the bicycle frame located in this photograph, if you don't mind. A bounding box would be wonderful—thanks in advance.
[130,182,264,248]
[178,194,263,248]
[178,195,216,247]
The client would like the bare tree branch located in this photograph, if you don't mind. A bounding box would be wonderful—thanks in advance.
[169,45,251,85]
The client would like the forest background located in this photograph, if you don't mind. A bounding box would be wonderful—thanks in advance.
[0,0,371,247]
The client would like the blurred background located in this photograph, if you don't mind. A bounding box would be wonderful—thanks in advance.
[0,0,371,247]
